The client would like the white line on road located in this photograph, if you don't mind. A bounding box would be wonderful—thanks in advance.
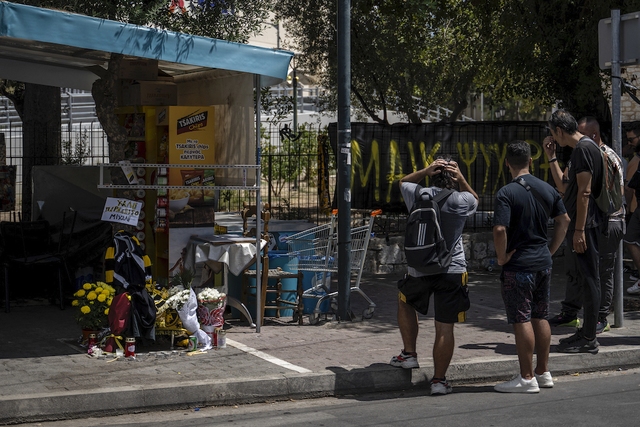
[226,338,312,374]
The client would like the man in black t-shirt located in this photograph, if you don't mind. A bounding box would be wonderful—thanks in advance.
[545,109,604,354]
[493,140,569,393]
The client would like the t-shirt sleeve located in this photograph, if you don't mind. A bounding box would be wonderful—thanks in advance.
[400,182,419,212]
[573,143,595,174]
[551,189,567,218]
[493,188,511,227]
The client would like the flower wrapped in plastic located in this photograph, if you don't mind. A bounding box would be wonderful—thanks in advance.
[196,287,227,332]
[176,288,211,350]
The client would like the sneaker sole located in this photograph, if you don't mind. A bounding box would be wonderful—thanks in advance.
[556,346,599,355]
[389,360,419,369]
[557,319,581,328]
[494,385,540,393]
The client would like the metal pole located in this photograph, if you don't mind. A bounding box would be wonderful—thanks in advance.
[337,0,352,321]
[293,67,298,131]
[254,74,263,332]
[611,9,624,328]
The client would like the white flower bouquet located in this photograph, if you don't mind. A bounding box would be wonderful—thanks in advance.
[196,287,227,329]
[156,285,190,317]
[177,288,211,350]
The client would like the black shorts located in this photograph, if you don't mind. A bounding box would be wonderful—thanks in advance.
[397,273,470,323]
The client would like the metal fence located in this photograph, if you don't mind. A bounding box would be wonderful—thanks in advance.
[2,120,628,235]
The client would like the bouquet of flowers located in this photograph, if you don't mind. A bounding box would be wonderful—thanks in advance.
[196,287,226,330]
[72,282,116,330]
[156,285,190,317]
[177,288,212,350]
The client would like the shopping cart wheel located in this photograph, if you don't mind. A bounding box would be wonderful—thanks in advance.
[309,312,320,325]
[362,307,375,319]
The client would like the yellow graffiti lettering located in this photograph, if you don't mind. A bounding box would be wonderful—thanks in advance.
[456,141,478,188]
[351,139,380,201]
[528,139,549,181]
[386,140,404,202]
[407,141,441,186]
[492,143,508,194]
[479,143,492,194]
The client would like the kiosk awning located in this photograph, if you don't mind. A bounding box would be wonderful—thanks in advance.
[0,2,293,90]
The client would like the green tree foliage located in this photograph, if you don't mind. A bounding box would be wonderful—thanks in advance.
[277,0,492,123]
[477,0,640,121]
[277,0,640,123]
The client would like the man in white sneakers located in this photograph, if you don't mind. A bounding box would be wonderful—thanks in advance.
[493,140,569,393]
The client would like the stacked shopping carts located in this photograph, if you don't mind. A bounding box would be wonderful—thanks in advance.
[285,209,381,324]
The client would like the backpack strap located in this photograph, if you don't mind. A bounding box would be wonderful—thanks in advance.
[413,186,454,208]
[513,176,551,217]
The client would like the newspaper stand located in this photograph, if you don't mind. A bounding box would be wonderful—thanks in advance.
[286,209,382,324]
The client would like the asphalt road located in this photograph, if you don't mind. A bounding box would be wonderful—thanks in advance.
[22,367,640,427]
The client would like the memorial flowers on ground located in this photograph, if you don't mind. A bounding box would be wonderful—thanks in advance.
[197,287,227,330]
[72,282,116,331]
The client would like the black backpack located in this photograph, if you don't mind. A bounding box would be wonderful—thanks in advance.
[404,186,454,274]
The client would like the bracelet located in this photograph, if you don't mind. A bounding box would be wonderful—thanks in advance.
[549,158,558,163]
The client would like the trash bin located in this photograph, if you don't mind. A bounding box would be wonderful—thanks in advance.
[301,271,331,314]
[244,250,300,318]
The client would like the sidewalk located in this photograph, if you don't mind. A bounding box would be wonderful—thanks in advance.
[2,259,640,424]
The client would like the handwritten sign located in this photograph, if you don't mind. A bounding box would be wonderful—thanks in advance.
[101,197,142,226]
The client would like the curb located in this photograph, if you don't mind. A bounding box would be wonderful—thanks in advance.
[3,346,640,424]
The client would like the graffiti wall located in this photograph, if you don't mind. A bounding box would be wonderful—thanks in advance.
[329,122,555,213]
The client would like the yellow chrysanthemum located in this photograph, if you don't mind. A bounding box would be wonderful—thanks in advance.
[107,297,113,305]
[75,289,86,297]
[71,300,79,306]
[95,287,103,294]
[83,283,92,290]
[80,305,91,314]
[97,293,106,303]
[87,291,97,301]
[104,308,109,315]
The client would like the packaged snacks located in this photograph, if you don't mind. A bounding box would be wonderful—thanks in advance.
[180,170,204,206]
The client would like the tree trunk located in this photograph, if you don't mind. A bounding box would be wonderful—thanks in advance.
[22,84,61,219]
[92,54,128,165]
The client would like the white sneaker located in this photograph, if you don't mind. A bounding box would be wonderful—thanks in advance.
[430,379,453,395]
[628,281,640,294]
[534,371,554,388]
[494,374,540,393]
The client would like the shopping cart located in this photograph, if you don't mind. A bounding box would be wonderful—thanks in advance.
[285,209,382,324]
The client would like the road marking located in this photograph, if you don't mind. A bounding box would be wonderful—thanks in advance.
[226,339,312,373]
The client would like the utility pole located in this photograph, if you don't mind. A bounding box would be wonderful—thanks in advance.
[336,0,352,321]
[611,9,624,328]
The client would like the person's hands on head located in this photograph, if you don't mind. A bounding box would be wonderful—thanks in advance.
[442,160,463,183]
[425,158,448,177]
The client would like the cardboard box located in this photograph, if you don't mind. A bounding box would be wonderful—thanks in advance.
[123,81,178,106]
[119,59,158,80]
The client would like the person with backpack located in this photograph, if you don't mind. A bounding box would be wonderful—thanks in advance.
[544,117,625,334]
[492,141,570,393]
[389,156,478,396]
[543,109,604,353]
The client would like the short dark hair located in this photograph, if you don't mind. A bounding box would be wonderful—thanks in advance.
[506,140,531,170]
[431,155,456,190]
[626,121,640,137]
[548,109,578,135]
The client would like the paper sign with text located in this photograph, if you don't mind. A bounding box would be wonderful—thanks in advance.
[101,197,142,226]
